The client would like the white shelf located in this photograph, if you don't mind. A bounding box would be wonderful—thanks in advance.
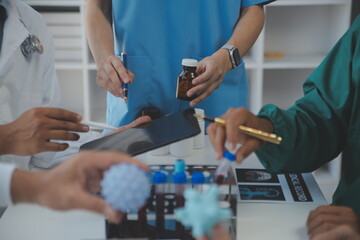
[55,62,83,70]
[263,53,326,69]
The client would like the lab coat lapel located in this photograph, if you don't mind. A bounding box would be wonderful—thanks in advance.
[0,0,28,72]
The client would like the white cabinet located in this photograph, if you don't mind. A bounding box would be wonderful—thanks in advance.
[23,0,352,201]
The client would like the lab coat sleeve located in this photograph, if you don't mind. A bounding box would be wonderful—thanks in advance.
[31,130,103,169]
[0,164,16,207]
[255,16,360,173]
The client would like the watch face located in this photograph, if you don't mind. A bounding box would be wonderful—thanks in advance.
[232,48,241,67]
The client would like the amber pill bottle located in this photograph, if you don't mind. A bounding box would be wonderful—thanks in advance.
[176,58,198,101]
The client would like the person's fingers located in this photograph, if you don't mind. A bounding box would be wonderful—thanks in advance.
[127,70,135,84]
[103,62,123,96]
[213,121,227,160]
[224,108,244,149]
[104,206,123,224]
[79,151,149,172]
[97,71,122,97]
[308,214,356,235]
[192,62,213,85]
[40,130,80,141]
[44,118,89,132]
[309,222,338,238]
[189,80,219,107]
[307,205,359,237]
[105,116,151,136]
[311,225,360,240]
[41,142,69,152]
[188,76,212,96]
[308,206,354,224]
[235,138,262,163]
[212,225,233,240]
[207,123,224,160]
[110,55,130,84]
[97,68,118,94]
[84,168,102,193]
[67,191,122,223]
[127,115,152,128]
[44,108,83,122]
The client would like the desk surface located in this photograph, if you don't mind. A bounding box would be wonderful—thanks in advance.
[0,139,321,240]
[0,202,318,240]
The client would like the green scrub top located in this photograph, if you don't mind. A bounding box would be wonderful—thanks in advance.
[256,15,360,216]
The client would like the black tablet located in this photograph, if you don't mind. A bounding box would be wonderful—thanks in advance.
[80,108,200,156]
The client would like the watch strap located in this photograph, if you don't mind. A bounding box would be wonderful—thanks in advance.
[221,44,235,51]
[221,44,237,69]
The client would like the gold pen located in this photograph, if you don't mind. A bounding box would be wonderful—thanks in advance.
[194,113,282,145]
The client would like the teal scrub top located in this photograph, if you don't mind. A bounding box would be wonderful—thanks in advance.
[108,0,273,127]
[256,15,360,216]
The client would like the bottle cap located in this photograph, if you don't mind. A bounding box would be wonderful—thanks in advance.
[182,58,198,67]
[152,172,167,184]
[191,172,205,184]
[223,151,236,161]
[173,172,187,184]
[175,159,186,173]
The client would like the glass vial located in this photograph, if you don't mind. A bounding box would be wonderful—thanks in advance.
[176,58,198,101]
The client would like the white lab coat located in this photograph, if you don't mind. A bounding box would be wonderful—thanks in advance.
[0,0,100,171]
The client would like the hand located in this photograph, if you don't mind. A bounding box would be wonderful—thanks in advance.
[11,151,149,224]
[206,107,274,163]
[188,50,232,107]
[197,225,233,240]
[96,55,135,97]
[307,206,360,239]
[105,115,152,136]
[0,107,89,156]
[312,225,360,240]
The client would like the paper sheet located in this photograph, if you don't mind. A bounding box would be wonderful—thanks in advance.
[234,168,327,204]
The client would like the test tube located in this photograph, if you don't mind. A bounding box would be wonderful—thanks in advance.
[153,172,167,235]
[215,151,236,184]
[173,171,187,238]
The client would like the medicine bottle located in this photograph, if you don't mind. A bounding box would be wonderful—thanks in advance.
[176,58,198,101]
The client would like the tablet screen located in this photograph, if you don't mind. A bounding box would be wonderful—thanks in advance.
[80,108,200,156]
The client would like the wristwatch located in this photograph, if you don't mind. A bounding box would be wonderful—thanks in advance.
[221,44,241,69]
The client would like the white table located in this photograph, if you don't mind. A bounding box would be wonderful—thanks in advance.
[0,139,322,240]
[0,202,319,240]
